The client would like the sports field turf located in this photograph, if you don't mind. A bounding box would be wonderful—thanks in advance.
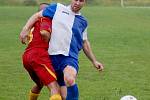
[0,6,150,100]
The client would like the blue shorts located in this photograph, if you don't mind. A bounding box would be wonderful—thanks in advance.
[50,55,79,86]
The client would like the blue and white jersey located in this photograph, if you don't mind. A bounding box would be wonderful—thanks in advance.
[43,3,88,59]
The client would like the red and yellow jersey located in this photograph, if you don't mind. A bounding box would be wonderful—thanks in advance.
[25,17,52,51]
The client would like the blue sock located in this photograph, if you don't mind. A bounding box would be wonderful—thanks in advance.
[66,84,79,100]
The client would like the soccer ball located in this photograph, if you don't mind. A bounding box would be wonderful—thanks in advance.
[120,95,137,100]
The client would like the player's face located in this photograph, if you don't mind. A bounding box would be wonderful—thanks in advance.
[71,0,86,13]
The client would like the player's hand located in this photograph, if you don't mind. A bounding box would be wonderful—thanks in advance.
[93,61,104,72]
[19,27,29,45]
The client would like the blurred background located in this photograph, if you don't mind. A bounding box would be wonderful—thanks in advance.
[0,0,150,7]
[1,0,150,100]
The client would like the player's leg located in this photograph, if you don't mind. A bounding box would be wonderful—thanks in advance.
[47,81,62,100]
[55,70,67,100]
[50,55,67,100]
[30,84,43,94]
[29,84,43,100]
[22,54,42,100]
[30,70,61,100]
[63,65,79,100]
[28,70,43,100]
[36,63,61,100]
[34,49,62,100]
[60,86,67,100]
[29,90,40,100]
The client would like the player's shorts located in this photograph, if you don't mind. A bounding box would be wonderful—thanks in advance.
[22,48,57,86]
[50,54,79,86]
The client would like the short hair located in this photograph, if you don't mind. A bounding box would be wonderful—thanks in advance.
[39,3,49,6]
[38,3,49,11]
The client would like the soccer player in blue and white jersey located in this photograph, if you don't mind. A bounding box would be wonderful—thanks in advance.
[20,0,104,100]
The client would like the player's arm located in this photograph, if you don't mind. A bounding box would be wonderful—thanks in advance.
[40,17,52,42]
[40,30,51,42]
[83,40,104,71]
[19,10,43,44]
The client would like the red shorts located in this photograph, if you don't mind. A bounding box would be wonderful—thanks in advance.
[22,48,56,86]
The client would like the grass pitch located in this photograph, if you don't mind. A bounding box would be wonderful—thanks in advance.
[0,6,150,100]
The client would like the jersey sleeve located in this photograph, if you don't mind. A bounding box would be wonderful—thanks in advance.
[40,17,52,33]
[42,3,57,19]
[83,28,88,40]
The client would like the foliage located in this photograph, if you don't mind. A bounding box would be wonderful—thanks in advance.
[1,0,150,6]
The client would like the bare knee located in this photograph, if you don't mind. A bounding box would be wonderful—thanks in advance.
[63,66,77,86]
[47,81,60,95]
[64,76,75,86]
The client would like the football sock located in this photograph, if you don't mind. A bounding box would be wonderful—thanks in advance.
[50,94,62,100]
[29,90,40,100]
[66,84,79,100]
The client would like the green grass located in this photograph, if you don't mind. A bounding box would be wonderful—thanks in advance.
[0,6,150,100]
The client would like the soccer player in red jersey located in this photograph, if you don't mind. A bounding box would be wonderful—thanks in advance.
[19,3,61,100]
